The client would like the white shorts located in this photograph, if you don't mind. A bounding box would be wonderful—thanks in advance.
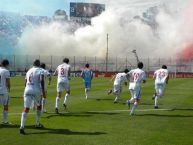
[57,80,70,93]
[0,93,9,106]
[155,83,166,97]
[113,84,122,95]
[129,87,141,99]
[23,93,42,108]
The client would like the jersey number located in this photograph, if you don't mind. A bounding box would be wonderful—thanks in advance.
[133,73,139,81]
[158,71,166,78]
[28,73,33,83]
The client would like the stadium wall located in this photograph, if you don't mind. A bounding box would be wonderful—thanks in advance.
[0,55,193,78]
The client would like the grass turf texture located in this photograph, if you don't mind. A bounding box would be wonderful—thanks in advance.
[0,76,193,145]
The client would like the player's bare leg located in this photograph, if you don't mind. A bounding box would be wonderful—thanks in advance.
[130,99,139,116]
[42,93,47,113]
[55,92,62,114]
[63,90,70,111]
[85,88,89,99]
[2,105,9,125]
[35,105,43,128]
[20,108,29,135]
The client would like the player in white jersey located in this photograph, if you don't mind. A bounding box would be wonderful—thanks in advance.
[108,69,129,103]
[54,58,71,114]
[153,65,169,109]
[0,59,10,125]
[20,60,46,135]
[127,62,146,115]
[40,63,51,113]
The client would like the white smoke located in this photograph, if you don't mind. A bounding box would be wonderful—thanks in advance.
[16,0,193,58]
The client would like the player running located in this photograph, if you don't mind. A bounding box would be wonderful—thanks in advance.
[40,63,51,113]
[127,62,146,116]
[81,63,93,99]
[20,59,46,135]
[54,58,71,114]
[0,59,10,125]
[108,69,129,103]
[153,65,169,109]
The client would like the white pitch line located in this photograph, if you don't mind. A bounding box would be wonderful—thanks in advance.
[87,108,172,113]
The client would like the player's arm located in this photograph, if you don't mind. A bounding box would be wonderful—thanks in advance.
[53,68,58,76]
[142,73,146,83]
[68,67,71,80]
[6,78,10,92]
[153,72,156,80]
[110,74,116,82]
[40,74,46,98]
[80,70,84,78]
[91,70,93,80]
[47,71,52,85]
[166,75,169,84]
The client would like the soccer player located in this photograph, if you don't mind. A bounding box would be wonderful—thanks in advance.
[0,59,10,125]
[153,65,169,109]
[40,63,51,113]
[127,62,146,116]
[20,59,46,135]
[108,69,129,103]
[81,63,93,99]
[54,58,71,114]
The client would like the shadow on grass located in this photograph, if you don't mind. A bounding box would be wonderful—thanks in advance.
[27,126,106,135]
[0,124,106,136]
[95,98,114,101]
[171,108,193,111]
[136,113,193,117]
[45,112,93,119]
[85,111,120,115]
[45,111,120,119]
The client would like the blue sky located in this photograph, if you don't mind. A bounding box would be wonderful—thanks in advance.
[0,0,88,17]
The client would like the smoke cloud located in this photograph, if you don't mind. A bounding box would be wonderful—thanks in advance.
[16,0,193,59]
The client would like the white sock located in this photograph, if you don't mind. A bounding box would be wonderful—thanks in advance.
[114,95,120,102]
[85,88,88,99]
[20,112,27,129]
[55,97,60,108]
[42,98,46,111]
[36,110,42,125]
[155,96,158,106]
[129,97,135,103]
[64,94,69,105]
[130,102,138,115]
[3,110,8,123]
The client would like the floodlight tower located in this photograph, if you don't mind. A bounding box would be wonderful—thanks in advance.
[132,49,140,64]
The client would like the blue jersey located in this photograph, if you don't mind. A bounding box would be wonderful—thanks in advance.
[81,68,93,82]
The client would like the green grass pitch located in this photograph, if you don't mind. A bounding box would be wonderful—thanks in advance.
[1,76,193,145]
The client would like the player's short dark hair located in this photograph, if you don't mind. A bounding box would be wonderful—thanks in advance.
[124,69,129,73]
[33,59,40,67]
[162,65,167,69]
[1,59,9,67]
[85,63,89,68]
[63,58,69,64]
[138,62,143,69]
[40,63,46,69]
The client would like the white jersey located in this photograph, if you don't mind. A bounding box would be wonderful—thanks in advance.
[0,67,10,94]
[56,63,70,82]
[24,67,43,96]
[128,68,146,90]
[114,73,128,85]
[41,68,51,90]
[154,68,169,84]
